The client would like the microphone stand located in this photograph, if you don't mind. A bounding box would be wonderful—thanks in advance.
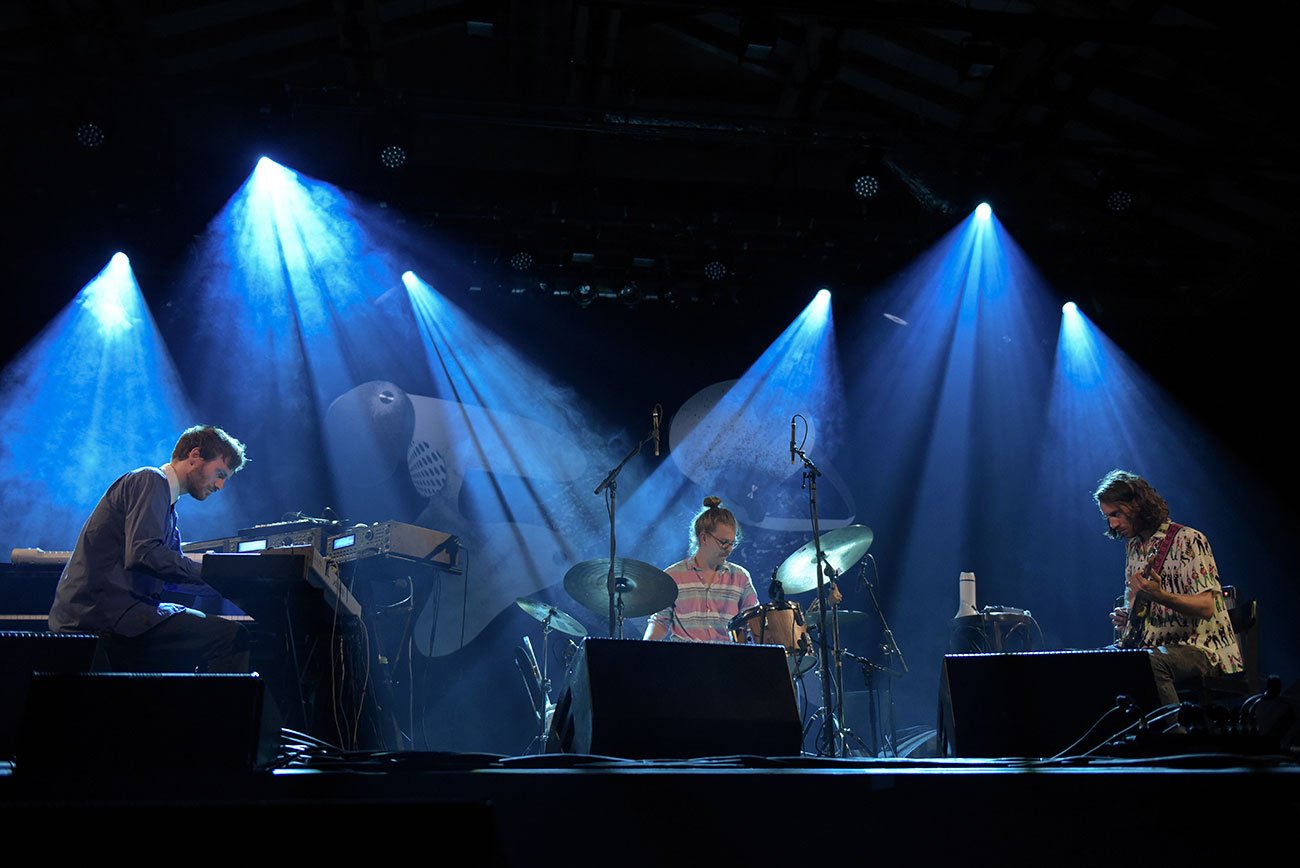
[859,559,908,756]
[793,442,840,757]
[594,426,658,639]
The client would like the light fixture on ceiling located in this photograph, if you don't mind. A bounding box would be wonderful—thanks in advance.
[379,145,407,169]
[1105,190,1134,213]
[76,122,106,148]
[853,174,880,199]
[703,260,727,281]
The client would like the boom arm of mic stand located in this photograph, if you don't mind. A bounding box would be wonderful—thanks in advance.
[861,566,909,674]
[593,431,651,495]
[594,430,655,637]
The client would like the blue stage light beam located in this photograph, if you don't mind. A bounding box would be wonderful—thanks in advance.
[614,287,846,588]
[177,157,423,521]
[0,254,233,558]
[388,272,623,653]
[832,205,1067,725]
[1039,304,1284,649]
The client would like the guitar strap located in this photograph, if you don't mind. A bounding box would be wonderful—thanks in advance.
[1146,521,1183,580]
[1118,521,1184,649]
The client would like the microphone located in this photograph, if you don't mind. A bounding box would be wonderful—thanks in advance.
[652,404,661,457]
[522,635,543,686]
[790,417,796,464]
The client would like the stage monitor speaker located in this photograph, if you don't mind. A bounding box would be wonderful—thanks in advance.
[547,638,801,759]
[0,631,99,761]
[16,672,278,772]
[939,649,1160,758]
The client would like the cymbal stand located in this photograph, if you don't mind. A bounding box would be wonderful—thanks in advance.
[611,576,635,639]
[818,561,848,745]
[593,426,657,639]
[792,430,842,757]
[532,614,556,753]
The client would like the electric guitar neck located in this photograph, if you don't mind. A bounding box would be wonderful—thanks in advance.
[1117,555,1158,649]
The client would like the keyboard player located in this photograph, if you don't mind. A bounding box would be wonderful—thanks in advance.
[48,425,252,673]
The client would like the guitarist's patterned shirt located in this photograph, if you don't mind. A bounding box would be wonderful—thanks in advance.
[1123,519,1242,674]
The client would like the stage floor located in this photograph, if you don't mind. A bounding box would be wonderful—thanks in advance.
[5,743,1297,865]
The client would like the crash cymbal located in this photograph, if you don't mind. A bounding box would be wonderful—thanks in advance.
[805,610,871,631]
[563,557,679,619]
[774,525,874,595]
[515,597,588,637]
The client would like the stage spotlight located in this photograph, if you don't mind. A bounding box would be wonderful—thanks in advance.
[574,282,596,308]
[975,202,992,220]
[379,145,407,169]
[619,281,641,306]
[853,175,880,199]
[1105,190,1133,213]
[75,122,105,148]
[510,251,533,271]
[704,260,727,281]
[1063,301,1078,314]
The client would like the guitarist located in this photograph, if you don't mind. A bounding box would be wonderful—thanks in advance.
[1094,470,1242,711]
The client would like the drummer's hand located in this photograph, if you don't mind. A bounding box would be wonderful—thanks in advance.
[828,583,843,608]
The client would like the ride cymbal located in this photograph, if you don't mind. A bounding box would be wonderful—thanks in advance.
[774,525,874,594]
[563,557,678,619]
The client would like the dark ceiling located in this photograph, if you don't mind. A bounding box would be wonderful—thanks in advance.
[3,1,1296,357]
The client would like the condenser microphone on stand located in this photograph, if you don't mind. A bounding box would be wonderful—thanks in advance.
[652,404,661,457]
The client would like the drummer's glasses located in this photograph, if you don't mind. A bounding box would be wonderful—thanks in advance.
[706,530,738,551]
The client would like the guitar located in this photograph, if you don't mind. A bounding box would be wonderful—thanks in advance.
[1112,548,1164,644]
[1117,579,1152,649]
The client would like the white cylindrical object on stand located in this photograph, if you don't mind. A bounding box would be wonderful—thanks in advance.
[956,571,978,617]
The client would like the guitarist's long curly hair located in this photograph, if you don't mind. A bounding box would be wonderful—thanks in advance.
[1092,469,1169,538]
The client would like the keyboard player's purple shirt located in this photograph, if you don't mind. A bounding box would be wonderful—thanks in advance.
[49,467,206,636]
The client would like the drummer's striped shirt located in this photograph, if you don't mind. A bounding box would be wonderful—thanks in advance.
[647,555,758,642]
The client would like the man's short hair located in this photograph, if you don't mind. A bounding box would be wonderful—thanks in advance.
[172,425,248,472]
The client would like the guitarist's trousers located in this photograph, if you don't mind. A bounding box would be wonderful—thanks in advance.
[1148,643,1215,709]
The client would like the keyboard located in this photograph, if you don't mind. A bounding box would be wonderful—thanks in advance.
[201,548,362,619]
[9,548,72,565]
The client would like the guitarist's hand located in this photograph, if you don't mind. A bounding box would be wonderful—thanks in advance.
[1110,607,1129,629]
[1127,567,1162,601]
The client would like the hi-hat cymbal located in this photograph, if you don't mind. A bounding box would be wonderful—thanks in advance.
[774,525,874,595]
[563,557,679,619]
[515,597,588,637]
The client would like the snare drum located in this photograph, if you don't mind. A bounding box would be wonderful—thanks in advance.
[728,601,816,675]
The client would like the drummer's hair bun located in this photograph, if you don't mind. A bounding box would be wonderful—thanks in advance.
[702,495,723,509]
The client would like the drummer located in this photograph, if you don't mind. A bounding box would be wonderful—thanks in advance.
[643,495,758,642]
